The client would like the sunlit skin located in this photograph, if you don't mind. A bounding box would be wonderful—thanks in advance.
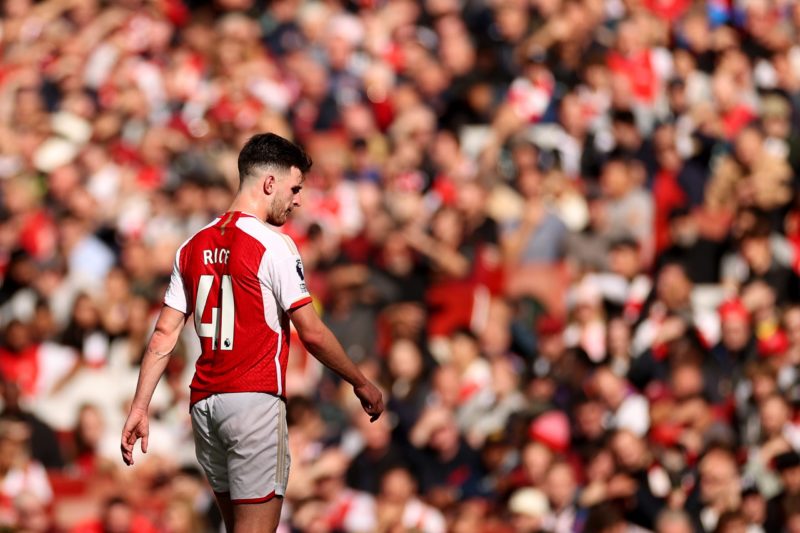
[120,135,385,533]
[263,166,305,227]
[226,164,306,228]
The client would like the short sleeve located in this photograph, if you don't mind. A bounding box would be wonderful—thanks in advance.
[264,236,312,312]
[163,248,187,313]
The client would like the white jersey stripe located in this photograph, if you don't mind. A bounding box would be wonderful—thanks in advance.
[239,216,309,397]
[274,329,283,396]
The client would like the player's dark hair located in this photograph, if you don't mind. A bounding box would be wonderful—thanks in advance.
[237,133,312,184]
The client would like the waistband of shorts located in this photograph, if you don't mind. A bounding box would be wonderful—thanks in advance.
[189,390,287,410]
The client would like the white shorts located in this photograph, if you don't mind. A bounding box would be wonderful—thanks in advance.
[190,392,290,503]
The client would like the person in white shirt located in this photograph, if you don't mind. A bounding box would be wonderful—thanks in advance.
[377,467,445,533]
[591,365,650,437]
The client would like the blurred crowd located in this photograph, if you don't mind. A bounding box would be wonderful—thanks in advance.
[3,0,800,531]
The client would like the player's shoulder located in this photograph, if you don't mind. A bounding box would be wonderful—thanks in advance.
[235,215,300,257]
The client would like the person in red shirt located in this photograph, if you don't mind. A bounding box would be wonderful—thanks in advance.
[0,321,40,399]
[120,133,383,533]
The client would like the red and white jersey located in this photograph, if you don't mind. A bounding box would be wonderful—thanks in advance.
[164,211,312,405]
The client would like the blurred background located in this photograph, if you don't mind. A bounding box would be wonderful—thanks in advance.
[1,0,800,531]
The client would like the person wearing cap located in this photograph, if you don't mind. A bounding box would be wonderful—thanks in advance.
[713,298,757,375]
[525,413,572,489]
[531,313,591,396]
[508,487,551,533]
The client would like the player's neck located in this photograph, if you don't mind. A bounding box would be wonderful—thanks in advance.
[228,192,266,221]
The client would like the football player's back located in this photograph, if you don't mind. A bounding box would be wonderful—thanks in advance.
[123,134,382,533]
[178,211,292,403]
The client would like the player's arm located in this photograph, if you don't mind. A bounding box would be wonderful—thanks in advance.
[121,304,187,465]
[289,303,384,421]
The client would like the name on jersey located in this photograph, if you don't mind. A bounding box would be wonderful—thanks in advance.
[203,248,230,265]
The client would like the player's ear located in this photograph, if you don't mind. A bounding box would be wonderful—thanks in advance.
[264,175,275,195]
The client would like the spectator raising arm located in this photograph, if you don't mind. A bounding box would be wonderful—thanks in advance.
[502,199,546,265]
[403,227,470,278]
[120,305,187,466]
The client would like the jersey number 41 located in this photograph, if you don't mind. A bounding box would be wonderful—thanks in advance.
[195,274,235,350]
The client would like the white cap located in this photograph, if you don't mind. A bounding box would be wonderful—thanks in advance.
[33,137,78,172]
[52,111,93,145]
[508,488,550,518]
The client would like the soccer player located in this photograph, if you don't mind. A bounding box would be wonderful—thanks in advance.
[120,133,384,533]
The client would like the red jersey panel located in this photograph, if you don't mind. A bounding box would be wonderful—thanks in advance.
[163,211,312,405]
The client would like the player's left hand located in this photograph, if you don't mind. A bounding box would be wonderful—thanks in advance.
[354,382,384,422]
[120,407,149,466]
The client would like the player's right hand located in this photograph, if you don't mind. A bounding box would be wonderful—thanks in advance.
[120,407,149,466]
[354,382,384,422]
